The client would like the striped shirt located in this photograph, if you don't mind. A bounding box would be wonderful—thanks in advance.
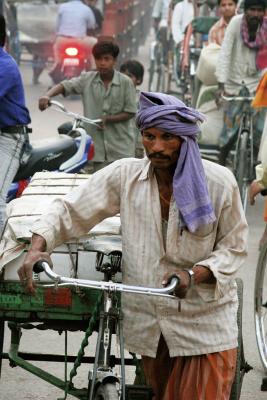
[208,17,228,46]
[32,158,248,357]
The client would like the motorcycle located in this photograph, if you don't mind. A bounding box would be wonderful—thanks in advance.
[7,100,101,202]
[49,40,92,85]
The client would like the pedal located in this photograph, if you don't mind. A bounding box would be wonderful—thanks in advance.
[125,384,153,399]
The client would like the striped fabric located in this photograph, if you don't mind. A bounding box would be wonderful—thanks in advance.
[32,157,248,357]
[142,335,237,400]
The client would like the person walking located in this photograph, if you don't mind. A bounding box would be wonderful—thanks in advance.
[120,59,145,158]
[39,41,137,172]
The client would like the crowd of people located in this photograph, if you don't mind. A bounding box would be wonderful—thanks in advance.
[0,1,267,399]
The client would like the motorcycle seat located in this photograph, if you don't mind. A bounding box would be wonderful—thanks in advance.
[14,135,77,181]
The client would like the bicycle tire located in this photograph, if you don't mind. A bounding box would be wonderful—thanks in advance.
[230,278,246,400]
[93,382,119,400]
[254,243,267,371]
[234,130,249,207]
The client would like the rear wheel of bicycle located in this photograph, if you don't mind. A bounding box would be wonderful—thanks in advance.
[254,242,267,372]
[230,278,246,400]
[234,130,249,207]
[94,382,119,400]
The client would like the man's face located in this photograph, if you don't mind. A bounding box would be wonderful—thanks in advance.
[245,5,265,26]
[95,54,116,76]
[219,0,237,19]
[142,127,183,169]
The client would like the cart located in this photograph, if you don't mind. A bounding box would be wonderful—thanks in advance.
[0,172,251,399]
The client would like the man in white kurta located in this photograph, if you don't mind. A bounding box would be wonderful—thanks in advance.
[19,91,248,399]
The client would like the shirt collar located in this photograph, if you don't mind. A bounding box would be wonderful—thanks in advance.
[94,69,120,86]
[138,158,154,181]
[220,17,229,27]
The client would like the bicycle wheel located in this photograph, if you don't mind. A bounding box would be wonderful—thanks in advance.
[234,130,249,207]
[94,382,119,400]
[254,242,267,372]
[230,278,246,400]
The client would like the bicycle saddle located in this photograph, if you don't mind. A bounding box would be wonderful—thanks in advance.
[83,235,122,256]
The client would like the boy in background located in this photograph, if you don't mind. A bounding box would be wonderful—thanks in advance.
[120,59,145,158]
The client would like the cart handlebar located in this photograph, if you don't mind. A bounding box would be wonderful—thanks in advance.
[33,261,180,299]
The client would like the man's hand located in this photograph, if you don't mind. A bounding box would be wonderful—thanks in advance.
[39,96,50,111]
[17,234,49,294]
[249,180,264,205]
[18,249,52,294]
[99,115,107,129]
[215,82,225,108]
[162,270,190,298]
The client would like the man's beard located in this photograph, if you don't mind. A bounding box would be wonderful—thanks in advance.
[247,16,263,35]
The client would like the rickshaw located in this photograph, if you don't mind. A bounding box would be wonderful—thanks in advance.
[0,171,251,399]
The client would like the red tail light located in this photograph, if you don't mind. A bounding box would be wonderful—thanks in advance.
[65,47,79,57]
[87,142,95,160]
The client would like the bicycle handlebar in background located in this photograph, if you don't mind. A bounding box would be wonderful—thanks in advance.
[33,261,180,299]
[221,94,254,102]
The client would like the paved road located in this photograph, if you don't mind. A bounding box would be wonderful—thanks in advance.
[1,47,267,399]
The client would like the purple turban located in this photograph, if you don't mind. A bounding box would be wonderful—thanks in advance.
[136,91,216,232]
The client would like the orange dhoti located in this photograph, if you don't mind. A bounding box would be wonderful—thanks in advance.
[252,71,267,109]
[142,335,237,400]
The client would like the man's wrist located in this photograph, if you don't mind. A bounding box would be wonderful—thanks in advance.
[30,234,47,252]
[182,268,195,288]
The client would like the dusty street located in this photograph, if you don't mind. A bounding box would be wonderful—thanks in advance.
[1,43,267,399]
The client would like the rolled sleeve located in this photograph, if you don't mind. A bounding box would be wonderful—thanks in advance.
[61,73,87,96]
[195,184,248,301]
[256,163,267,187]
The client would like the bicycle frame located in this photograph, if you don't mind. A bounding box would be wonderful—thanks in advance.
[221,89,254,208]
[33,260,178,400]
